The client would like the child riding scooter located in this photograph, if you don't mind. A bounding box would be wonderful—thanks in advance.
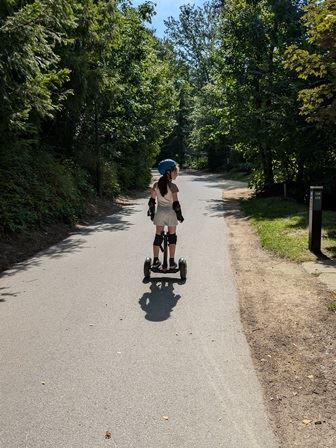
[144,159,187,280]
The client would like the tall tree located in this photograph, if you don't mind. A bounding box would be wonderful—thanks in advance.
[213,0,305,187]
[0,0,76,143]
[285,0,336,127]
[164,1,219,88]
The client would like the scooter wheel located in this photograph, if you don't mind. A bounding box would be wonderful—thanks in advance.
[179,258,187,280]
[144,257,151,278]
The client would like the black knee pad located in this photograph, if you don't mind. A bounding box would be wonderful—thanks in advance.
[153,233,163,246]
[168,233,177,245]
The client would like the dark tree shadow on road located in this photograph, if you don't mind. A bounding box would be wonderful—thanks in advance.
[0,286,19,302]
[189,172,247,189]
[204,198,249,221]
[0,206,138,277]
[78,207,136,235]
[139,279,182,322]
[204,199,225,218]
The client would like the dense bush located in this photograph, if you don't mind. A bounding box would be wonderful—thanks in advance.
[186,153,208,169]
[0,148,92,232]
[102,161,121,198]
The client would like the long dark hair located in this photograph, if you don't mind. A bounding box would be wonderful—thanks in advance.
[158,168,175,197]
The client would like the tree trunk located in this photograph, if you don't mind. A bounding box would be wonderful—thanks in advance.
[296,153,304,184]
[94,101,103,197]
[261,144,274,187]
[258,17,277,190]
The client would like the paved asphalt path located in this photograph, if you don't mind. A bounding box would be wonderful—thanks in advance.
[0,172,278,448]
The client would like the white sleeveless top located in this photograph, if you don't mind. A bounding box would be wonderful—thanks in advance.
[153,182,179,208]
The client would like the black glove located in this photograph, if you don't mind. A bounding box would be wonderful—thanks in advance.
[176,211,184,222]
[173,201,184,223]
[147,198,155,221]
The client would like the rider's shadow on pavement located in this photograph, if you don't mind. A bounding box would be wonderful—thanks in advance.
[139,279,181,322]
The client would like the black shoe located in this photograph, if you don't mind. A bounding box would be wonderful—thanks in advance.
[169,260,177,269]
[152,259,161,269]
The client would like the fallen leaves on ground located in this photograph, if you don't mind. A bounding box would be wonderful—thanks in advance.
[302,419,312,425]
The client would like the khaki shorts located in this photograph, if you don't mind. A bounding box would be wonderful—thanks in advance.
[153,207,178,226]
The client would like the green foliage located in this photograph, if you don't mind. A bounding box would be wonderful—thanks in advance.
[163,0,336,201]
[284,0,336,126]
[0,0,177,232]
[0,0,75,136]
[164,1,219,87]
[0,148,91,232]
[164,2,224,168]
[102,161,120,198]
[214,0,308,187]
[2,0,336,234]
[186,153,208,169]
[328,303,336,313]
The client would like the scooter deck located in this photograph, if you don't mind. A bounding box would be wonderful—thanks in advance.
[151,267,179,274]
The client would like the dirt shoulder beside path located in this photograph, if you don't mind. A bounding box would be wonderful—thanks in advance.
[224,186,336,448]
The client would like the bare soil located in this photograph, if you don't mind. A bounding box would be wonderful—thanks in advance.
[224,186,336,447]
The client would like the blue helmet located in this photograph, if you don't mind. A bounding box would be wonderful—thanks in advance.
[158,159,177,175]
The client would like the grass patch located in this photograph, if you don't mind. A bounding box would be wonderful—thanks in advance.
[240,197,336,262]
[328,303,336,313]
